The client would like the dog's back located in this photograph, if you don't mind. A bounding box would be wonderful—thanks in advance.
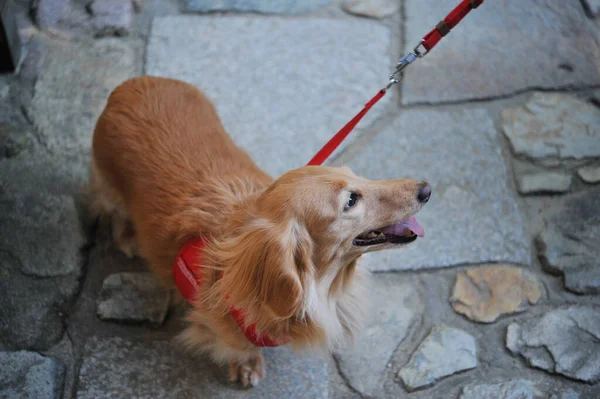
[91,76,271,283]
[93,76,266,200]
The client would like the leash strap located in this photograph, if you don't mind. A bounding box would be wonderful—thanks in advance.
[306,0,484,166]
[421,0,483,52]
[307,89,386,166]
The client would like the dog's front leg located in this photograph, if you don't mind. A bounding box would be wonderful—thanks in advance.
[227,351,265,388]
[178,310,266,388]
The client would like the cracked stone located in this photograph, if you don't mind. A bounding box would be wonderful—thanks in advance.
[402,1,600,103]
[76,337,327,398]
[516,171,572,195]
[34,0,90,37]
[0,192,85,350]
[0,193,85,277]
[577,165,600,183]
[582,0,600,17]
[0,351,64,398]
[97,272,170,324]
[450,265,543,323]
[0,77,14,124]
[29,37,136,154]
[88,0,134,37]
[147,15,391,178]
[0,251,80,351]
[460,380,541,399]
[552,388,582,399]
[0,152,90,199]
[354,108,530,271]
[184,0,331,14]
[44,335,77,399]
[0,123,33,159]
[459,379,580,399]
[536,189,600,294]
[506,306,600,383]
[333,274,422,396]
[16,7,37,45]
[502,93,600,161]
[398,325,477,391]
[341,0,399,18]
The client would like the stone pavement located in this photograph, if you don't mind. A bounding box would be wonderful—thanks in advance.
[0,0,599,398]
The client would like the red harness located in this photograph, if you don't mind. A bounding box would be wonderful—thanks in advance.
[173,238,284,347]
[173,0,483,347]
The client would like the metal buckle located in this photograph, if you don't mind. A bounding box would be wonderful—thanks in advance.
[382,40,428,91]
[395,52,417,72]
[384,77,399,91]
[385,51,416,89]
[413,40,428,58]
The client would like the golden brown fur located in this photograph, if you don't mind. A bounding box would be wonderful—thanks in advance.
[90,76,428,386]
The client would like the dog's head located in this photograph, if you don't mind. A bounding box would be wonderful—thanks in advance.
[211,166,430,337]
[264,166,430,254]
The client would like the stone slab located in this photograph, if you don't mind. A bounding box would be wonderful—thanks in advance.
[147,15,392,178]
[401,0,600,104]
[0,192,85,277]
[34,0,135,37]
[0,351,64,399]
[460,380,542,399]
[577,165,600,183]
[34,0,89,37]
[341,0,399,19]
[97,272,171,324]
[0,122,33,159]
[0,152,90,199]
[89,0,134,37]
[536,189,600,294]
[0,249,80,351]
[44,336,77,399]
[502,93,600,162]
[583,0,600,17]
[184,0,331,14]
[450,265,543,323]
[516,171,572,195]
[334,274,422,396]
[459,379,580,399]
[398,325,477,391]
[0,191,85,350]
[354,108,530,271]
[76,337,327,398]
[0,130,89,351]
[29,37,136,154]
[506,306,600,383]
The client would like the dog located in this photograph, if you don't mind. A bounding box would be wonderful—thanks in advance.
[90,76,431,387]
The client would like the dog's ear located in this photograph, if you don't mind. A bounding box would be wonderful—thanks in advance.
[212,221,314,321]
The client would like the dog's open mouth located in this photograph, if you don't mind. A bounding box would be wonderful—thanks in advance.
[353,217,424,246]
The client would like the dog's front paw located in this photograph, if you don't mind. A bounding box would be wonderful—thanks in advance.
[228,354,265,388]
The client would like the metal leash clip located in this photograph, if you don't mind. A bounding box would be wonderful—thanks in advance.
[383,40,428,91]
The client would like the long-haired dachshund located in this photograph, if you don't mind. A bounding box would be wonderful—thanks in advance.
[90,76,430,387]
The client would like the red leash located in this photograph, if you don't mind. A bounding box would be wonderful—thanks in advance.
[307,89,386,166]
[173,0,485,349]
[307,0,484,167]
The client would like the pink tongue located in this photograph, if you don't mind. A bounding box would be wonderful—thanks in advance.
[382,217,424,237]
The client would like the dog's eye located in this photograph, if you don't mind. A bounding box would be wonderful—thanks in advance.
[345,192,359,210]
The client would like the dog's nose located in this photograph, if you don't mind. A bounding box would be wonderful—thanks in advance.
[417,183,431,203]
